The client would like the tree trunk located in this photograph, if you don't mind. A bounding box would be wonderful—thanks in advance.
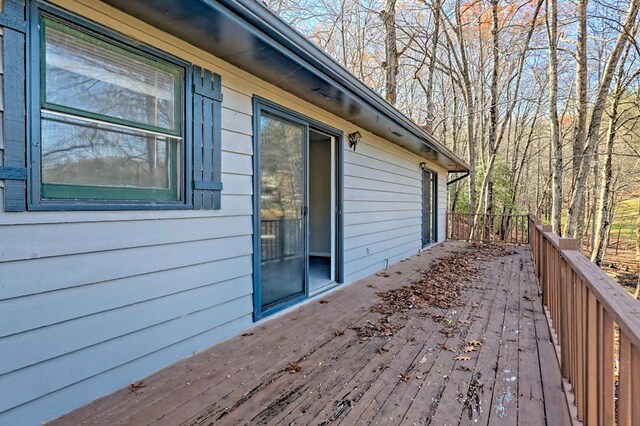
[425,0,441,129]
[591,42,632,264]
[381,0,398,105]
[547,0,562,235]
[636,195,640,259]
[564,0,588,239]
[591,99,618,265]
[485,0,500,220]
[565,0,640,244]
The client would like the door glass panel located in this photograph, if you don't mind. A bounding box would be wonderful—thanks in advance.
[259,112,306,308]
[422,170,435,246]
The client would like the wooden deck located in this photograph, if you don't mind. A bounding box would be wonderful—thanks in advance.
[50,242,571,426]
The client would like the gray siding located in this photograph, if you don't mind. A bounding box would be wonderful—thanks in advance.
[0,82,256,425]
[342,139,448,283]
[0,27,4,202]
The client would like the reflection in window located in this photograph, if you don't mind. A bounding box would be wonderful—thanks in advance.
[40,17,183,201]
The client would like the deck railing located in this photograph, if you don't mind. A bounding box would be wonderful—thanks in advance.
[446,212,529,244]
[529,217,640,425]
[261,218,303,262]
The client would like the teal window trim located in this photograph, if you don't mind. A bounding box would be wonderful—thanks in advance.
[27,2,192,210]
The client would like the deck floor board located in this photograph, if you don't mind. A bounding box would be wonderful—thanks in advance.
[49,242,571,426]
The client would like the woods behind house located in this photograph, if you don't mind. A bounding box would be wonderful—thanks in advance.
[266,0,640,265]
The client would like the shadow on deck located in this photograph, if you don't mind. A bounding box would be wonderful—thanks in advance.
[50,242,570,425]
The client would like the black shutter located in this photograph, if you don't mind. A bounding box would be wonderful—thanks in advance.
[192,66,223,210]
[1,0,27,212]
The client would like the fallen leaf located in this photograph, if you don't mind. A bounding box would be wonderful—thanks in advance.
[128,381,145,393]
[286,364,302,373]
[395,271,402,275]
[334,330,345,336]
[399,374,410,382]
[458,319,471,325]
[241,332,253,336]
[467,340,482,347]
[472,302,480,308]
[455,355,471,361]
[440,329,455,338]
[438,344,457,353]
[462,346,477,353]
[319,300,329,304]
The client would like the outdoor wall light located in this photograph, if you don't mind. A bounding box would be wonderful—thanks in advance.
[419,162,427,170]
[348,131,362,151]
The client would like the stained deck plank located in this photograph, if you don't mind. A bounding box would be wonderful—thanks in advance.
[49,242,570,426]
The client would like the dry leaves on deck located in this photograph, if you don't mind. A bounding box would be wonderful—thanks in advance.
[361,243,515,341]
[286,364,302,374]
[128,380,145,393]
[352,318,401,339]
[370,244,512,316]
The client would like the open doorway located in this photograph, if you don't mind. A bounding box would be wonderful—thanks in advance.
[309,129,335,293]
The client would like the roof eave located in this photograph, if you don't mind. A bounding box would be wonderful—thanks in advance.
[100,0,469,172]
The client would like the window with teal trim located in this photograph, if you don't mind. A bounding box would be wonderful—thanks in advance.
[38,17,184,202]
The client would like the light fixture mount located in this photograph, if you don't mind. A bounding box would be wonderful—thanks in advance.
[348,131,362,151]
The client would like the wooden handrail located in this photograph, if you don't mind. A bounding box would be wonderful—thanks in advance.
[529,216,640,425]
[446,212,529,244]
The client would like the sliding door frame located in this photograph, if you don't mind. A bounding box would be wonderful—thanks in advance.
[421,167,438,247]
[252,97,344,320]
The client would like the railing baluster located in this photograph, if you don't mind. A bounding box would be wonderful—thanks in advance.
[576,277,585,421]
[601,308,615,425]
[619,333,632,424]
[585,291,598,424]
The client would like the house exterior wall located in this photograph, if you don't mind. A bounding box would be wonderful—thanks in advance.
[0,1,451,424]
[343,138,448,283]
[0,27,4,198]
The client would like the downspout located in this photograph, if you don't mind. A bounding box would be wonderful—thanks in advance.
[447,170,470,186]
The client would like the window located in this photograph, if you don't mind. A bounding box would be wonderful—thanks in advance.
[33,14,185,206]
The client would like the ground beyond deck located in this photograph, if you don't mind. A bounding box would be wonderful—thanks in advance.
[51,242,571,425]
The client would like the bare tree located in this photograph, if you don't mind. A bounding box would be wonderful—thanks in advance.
[547,0,562,235]
[381,0,398,105]
[565,0,640,244]
[591,45,631,265]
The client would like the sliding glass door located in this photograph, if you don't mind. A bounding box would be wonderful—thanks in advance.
[258,110,307,310]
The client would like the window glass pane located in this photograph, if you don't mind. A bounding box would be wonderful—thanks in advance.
[44,20,180,132]
[41,112,179,199]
